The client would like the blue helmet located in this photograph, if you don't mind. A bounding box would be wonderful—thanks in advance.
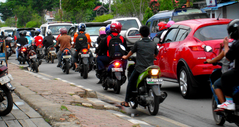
[105,24,111,35]
[36,28,41,33]
[78,23,86,31]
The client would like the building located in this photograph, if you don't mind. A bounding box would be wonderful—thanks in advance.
[45,11,54,23]
[93,6,108,16]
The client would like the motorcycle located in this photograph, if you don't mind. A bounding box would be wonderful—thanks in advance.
[45,45,56,63]
[6,45,12,60]
[27,45,40,73]
[127,57,167,115]
[17,44,28,64]
[90,42,98,70]
[77,48,91,79]
[61,48,72,74]
[36,44,44,60]
[209,68,239,126]
[0,65,15,116]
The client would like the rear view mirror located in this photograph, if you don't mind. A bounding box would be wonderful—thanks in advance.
[153,37,160,44]
[119,44,126,51]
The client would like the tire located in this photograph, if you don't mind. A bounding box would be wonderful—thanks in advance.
[65,61,70,74]
[179,66,196,99]
[212,96,225,125]
[0,86,13,116]
[33,62,39,73]
[83,64,88,79]
[148,89,160,115]
[51,55,54,63]
[114,80,121,94]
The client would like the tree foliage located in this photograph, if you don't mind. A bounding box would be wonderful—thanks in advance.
[92,14,114,22]
[159,0,174,11]
[142,7,154,25]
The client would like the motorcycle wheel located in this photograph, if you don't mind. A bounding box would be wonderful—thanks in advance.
[212,96,225,125]
[46,55,49,63]
[0,86,13,116]
[51,56,54,63]
[33,62,39,73]
[114,80,121,94]
[83,64,88,79]
[65,61,70,74]
[148,89,159,115]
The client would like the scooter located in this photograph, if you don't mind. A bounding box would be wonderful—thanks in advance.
[36,44,44,60]
[209,68,239,126]
[127,56,167,115]
[60,48,72,74]
[45,45,56,63]
[76,48,91,79]
[27,45,40,73]
[17,44,28,64]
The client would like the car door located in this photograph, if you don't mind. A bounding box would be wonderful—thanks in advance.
[158,28,179,78]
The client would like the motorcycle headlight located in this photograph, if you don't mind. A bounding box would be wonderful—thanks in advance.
[150,69,159,76]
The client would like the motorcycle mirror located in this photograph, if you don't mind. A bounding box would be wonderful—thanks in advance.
[119,44,126,51]
[53,40,56,43]
[71,41,74,45]
[153,37,160,44]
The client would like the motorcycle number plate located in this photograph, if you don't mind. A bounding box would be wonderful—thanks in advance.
[112,68,123,72]
[0,74,13,84]
[81,54,89,57]
[63,55,71,58]
[29,55,37,59]
[50,51,56,54]
[146,78,163,85]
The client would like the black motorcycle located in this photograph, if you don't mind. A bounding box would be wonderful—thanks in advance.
[6,45,12,60]
[0,65,15,116]
[36,44,44,60]
[45,45,56,63]
[60,48,72,74]
[27,45,40,73]
[17,44,28,64]
[77,48,91,79]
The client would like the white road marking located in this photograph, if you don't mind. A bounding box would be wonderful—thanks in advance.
[156,116,191,127]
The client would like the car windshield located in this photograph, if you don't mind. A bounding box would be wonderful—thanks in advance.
[85,26,102,36]
[117,19,139,30]
[48,25,72,35]
[194,24,228,41]
[173,13,208,22]
[5,30,13,33]
[16,30,34,38]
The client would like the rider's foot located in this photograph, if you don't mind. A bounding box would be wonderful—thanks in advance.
[57,64,61,67]
[217,101,235,110]
[75,68,79,72]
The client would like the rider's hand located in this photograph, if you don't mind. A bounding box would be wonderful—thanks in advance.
[223,37,229,46]
[206,59,212,64]
[122,55,127,59]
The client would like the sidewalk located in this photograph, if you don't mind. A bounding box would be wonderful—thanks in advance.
[8,63,149,127]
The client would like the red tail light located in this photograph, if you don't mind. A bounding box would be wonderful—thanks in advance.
[189,46,204,51]
[50,47,54,50]
[114,62,121,68]
[22,48,26,52]
[82,49,88,54]
[6,45,9,48]
[38,45,42,48]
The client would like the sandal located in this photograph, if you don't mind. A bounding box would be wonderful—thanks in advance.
[214,108,224,112]
[120,102,129,107]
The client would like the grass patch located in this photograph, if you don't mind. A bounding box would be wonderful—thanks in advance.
[60,105,68,111]
[75,104,82,106]
[44,118,50,123]
[54,78,58,80]
[132,124,140,127]
[69,93,74,96]
[70,84,76,87]
[19,66,24,70]
[120,110,126,114]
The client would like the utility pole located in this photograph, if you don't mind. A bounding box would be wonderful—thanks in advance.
[186,0,190,7]
[59,0,62,22]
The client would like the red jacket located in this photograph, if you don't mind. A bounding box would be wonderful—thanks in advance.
[34,36,43,46]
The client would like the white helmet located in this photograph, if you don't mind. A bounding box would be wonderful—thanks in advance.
[26,31,31,36]
[4,32,8,37]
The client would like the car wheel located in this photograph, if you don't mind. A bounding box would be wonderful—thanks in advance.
[179,66,196,99]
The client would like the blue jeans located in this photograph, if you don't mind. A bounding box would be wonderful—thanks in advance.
[125,69,140,102]
[97,55,111,70]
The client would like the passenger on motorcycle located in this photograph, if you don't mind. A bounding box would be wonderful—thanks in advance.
[154,21,167,40]
[5,33,13,50]
[72,23,92,72]
[25,32,33,45]
[218,19,239,110]
[160,20,175,41]
[43,30,55,57]
[55,27,72,67]
[16,31,28,59]
[97,22,127,79]
[95,26,107,55]
[120,25,158,107]
[33,29,43,50]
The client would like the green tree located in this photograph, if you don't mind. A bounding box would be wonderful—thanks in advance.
[5,17,16,27]
[159,0,174,11]
[13,5,32,27]
[0,3,14,21]
[26,13,42,27]
[142,7,154,25]
[92,14,114,22]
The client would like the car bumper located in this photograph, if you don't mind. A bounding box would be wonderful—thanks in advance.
[191,64,221,76]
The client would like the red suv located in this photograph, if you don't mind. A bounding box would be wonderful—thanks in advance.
[153,18,232,99]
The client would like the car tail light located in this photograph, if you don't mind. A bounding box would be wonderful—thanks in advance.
[114,62,121,68]
[189,46,204,51]
[82,49,88,54]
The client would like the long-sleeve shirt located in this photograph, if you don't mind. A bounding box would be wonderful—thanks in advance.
[56,34,72,51]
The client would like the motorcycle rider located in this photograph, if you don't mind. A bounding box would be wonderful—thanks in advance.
[218,19,239,110]
[95,26,107,55]
[33,29,43,51]
[55,27,72,67]
[16,31,28,59]
[120,25,158,107]
[72,23,92,72]
[160,20,175,41]
[97,22,127,81]
[5,32,13,49]
[153,21,167,40]
[25,31,33,45]
[43,30,55,57]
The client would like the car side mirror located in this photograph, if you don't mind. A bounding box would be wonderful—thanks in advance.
[153,37,160,44]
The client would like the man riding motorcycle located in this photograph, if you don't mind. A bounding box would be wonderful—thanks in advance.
[120,25,158,107]
[43,30,55,57]
[72,23,92,72]
[33,29,43,50]
[16,31,28,59]
[55,27,72,67]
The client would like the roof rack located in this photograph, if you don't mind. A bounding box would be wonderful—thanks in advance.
[47,21,72,24]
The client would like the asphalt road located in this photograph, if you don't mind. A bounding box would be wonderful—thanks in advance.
[8,54,237,127]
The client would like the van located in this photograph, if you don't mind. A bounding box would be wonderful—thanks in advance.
[104,17,142,50]
[0,27,17,36]
[40,22,73,38]
[146,7,209,39]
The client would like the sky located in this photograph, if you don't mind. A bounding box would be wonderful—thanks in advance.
[0,0,6,3]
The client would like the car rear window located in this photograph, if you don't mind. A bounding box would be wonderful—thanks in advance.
[85,26,102,36]
[49,25,72,35]
[117,19,139,30]
[194,24,228,41]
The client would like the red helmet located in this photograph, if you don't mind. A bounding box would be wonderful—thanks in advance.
[158,21,167,31]
[60,27,67,34]
[110,22,122,33]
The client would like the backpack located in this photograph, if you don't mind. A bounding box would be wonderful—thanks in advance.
[75,32,88,51]
[108,34,124,59]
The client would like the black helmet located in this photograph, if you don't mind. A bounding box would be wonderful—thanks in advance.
[35,30,40,35]
[47,30,52,35]
[22,30,27,36]
[227,19,239,40]
[19,31,23,36]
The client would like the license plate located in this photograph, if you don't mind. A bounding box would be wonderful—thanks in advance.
[112,68,123,72]
[50,51,56,54]
[146,78,163,84]
[0,74,13,84]
[29,55,37,59]
[81,54,89,57]
[63,55,71,58]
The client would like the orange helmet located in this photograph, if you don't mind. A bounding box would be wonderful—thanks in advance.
[158,21,167,31]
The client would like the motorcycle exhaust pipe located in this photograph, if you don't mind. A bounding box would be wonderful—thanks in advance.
[159,92,167,103]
